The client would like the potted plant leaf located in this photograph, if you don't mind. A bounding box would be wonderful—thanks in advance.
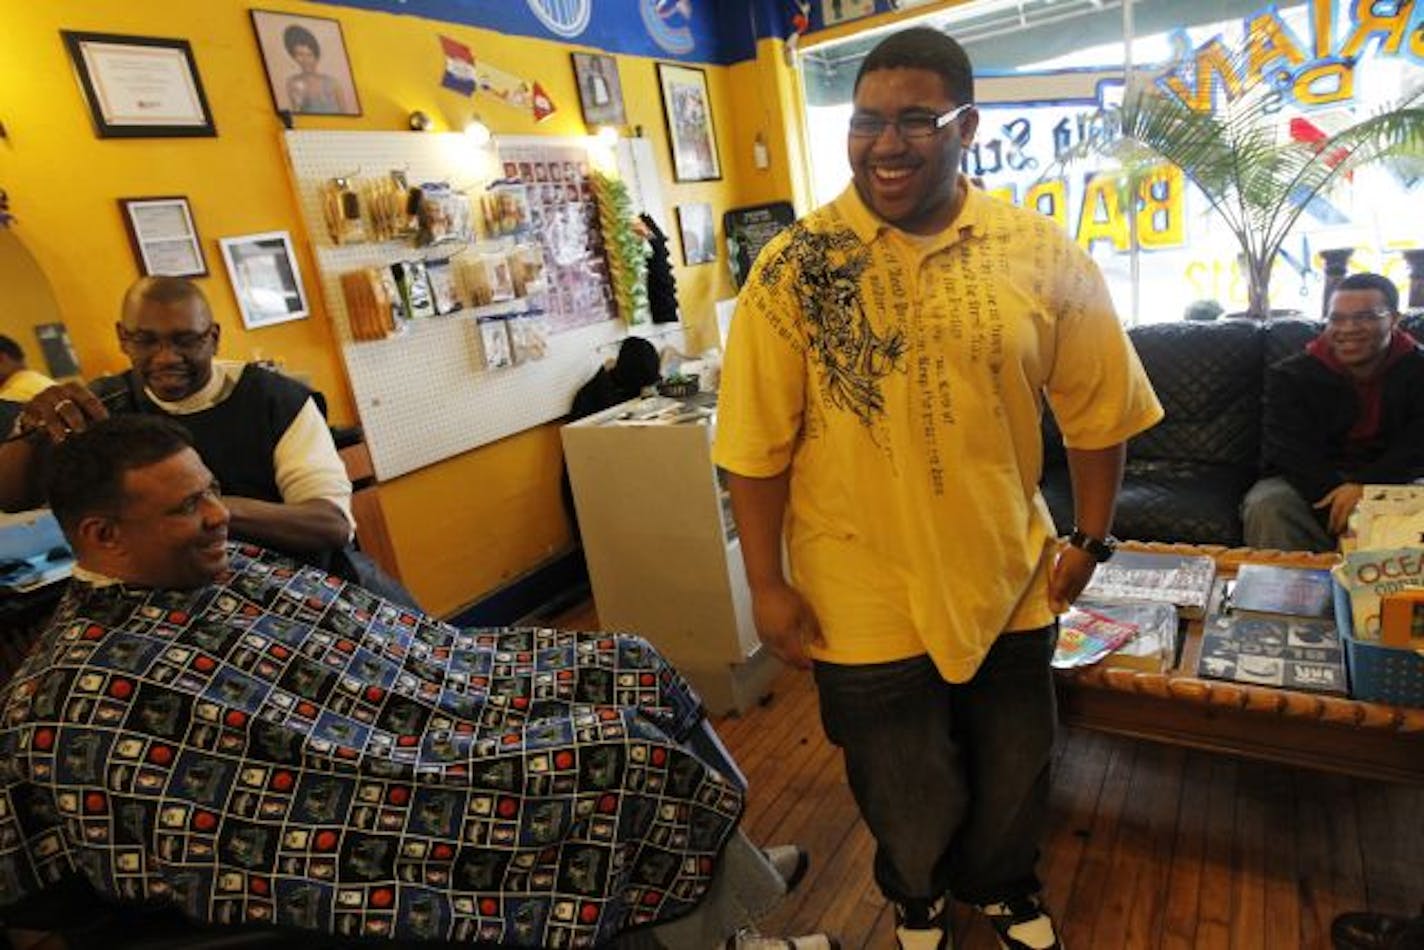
[1058,51,1424,318]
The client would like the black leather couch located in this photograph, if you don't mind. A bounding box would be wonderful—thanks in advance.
[1040,313,1424,547]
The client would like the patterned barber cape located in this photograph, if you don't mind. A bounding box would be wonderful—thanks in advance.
[0,545,744,946]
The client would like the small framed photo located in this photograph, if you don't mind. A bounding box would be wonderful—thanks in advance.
[571,52,626,127]
[218,231,309,330]
[677,203,716,266]
[118,197,207,278]
[61,31,216,138]
[250,9,361,117]
[657,63,722,182]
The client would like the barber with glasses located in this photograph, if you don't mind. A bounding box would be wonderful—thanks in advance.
[0,275,383,591]
[1244,271,1424,552]
[715,27,1161,950]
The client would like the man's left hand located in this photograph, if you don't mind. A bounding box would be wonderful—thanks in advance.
[1048,542,1098,613]
[1314,482,1363,536]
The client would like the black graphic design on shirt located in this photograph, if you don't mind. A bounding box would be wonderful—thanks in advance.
[760,224,906,432]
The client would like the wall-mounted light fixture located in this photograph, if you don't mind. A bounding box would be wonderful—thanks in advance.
[753,132,770,170]
[408,110,433,131]
[464,115,492,147]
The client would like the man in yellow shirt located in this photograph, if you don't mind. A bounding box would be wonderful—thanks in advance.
[713,28,1162,950]
[0,335,54,403]
[0,335,54,436]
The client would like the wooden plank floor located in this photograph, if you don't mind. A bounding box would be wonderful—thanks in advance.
[548,602,1424,949]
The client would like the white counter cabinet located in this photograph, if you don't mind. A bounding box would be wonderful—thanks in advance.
[561,397,781,715]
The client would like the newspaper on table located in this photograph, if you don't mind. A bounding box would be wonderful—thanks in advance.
[1079,550,1217,618]
[1347,484,1424,553]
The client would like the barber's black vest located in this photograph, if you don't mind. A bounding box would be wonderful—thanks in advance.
[91,367,327,562]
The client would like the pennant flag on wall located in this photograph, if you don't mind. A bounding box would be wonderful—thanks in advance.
[473,58,531,109]
[440,36,477,96]
[531,83,556,122]
[437,36,559,121]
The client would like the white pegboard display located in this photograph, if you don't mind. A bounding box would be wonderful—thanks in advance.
[281,130,675,481]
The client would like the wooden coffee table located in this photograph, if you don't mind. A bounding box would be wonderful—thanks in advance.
[1055,543,1424,783]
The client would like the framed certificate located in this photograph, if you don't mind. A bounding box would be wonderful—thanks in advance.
[219,231,310,330]
[119,196,208,278]
[62,31,216,138]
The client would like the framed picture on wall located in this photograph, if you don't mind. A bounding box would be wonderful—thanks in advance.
[571,52,626,127]
[250,9,361,117]
[218,231,310,330]
[677,202,716,266]
[118,196,207,278]
[656,63,722,182]
[61,31,216,138]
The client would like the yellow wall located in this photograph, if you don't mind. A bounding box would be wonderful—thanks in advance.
[0,230,65,346]
[0,0,793,615]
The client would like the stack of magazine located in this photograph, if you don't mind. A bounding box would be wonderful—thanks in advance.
[1053,551,1215,672]
[1332,485,1424,643]
[1195,563,1346,695]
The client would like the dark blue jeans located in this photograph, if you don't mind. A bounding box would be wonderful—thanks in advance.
[813,625,1057,907]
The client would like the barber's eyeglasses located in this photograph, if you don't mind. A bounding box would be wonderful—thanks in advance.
[1326,309,1392,327]
[120,326,216,355]
[848,103,974,141]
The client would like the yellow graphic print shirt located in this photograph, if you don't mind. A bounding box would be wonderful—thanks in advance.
[714,181,1163,682]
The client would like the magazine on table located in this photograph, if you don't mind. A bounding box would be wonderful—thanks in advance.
[1079,550,1216,619]
[1331,547,1424,642]
[1054,600,1180,672]
[1195,612,1346,695]
[1227,563,1334,619]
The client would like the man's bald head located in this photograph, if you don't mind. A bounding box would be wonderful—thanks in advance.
[120,276,213,329]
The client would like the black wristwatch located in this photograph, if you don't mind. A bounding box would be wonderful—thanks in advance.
[1068,528,1117,562]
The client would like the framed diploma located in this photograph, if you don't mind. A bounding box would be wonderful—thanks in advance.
[119,197,208,278]
[62,31,217,138]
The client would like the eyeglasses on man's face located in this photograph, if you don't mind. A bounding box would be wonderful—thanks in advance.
[1326,309,1392,327]
[848,103,974,141]
[119,325,216,355]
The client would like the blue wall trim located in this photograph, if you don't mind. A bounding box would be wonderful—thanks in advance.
[311,0,766,64]
[307,0,937,65]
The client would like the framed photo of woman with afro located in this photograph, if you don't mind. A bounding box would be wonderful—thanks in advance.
[250,9,361,117]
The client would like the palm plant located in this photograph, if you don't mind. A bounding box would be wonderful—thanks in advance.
[1063,57,1424,317]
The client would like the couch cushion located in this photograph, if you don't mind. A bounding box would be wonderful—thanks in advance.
[1039,459,1252,546]
[1039,467,1073,536]
[1264,317,1322,365]
[1126,320,1264,470]
[1113,459,1256,546]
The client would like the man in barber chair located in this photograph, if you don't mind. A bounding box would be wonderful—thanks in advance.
[0,416,829,950]
[0,276,410,606]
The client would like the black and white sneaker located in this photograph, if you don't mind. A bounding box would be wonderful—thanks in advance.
[894,896,950,950]
[723,928,840,949]
[978,895,1062,950]
[763,844,811,894]
[1331,906,1424,949]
